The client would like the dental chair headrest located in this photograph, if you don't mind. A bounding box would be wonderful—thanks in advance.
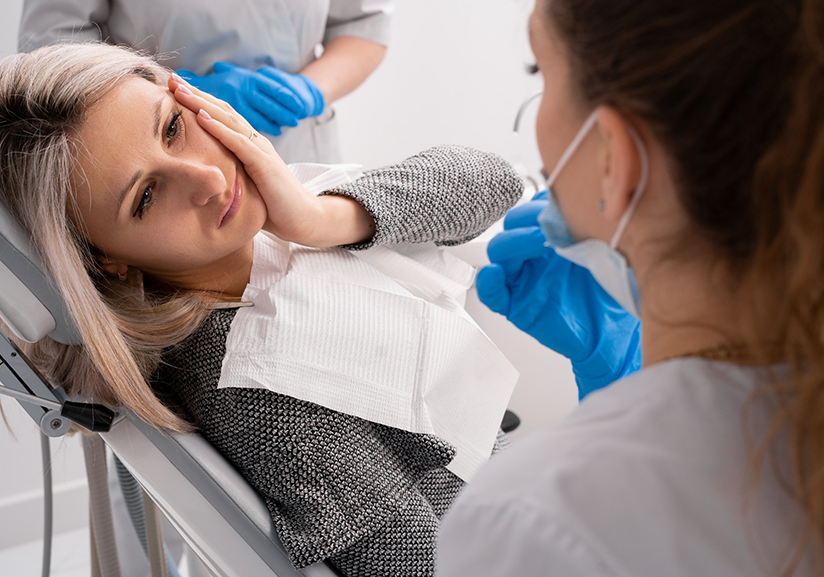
[0,200,80,345]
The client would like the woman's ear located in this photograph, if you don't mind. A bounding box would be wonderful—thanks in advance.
[595,107,643,223]
[97,257,129,279]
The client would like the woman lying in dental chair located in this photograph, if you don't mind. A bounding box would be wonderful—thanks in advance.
[0,42,523,577]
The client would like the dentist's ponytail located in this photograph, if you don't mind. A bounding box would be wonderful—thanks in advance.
[544,0,824,572]
[743,3,824,572]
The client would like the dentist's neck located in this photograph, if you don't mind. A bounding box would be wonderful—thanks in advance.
[637,250,746,366]
[617,158,747,367]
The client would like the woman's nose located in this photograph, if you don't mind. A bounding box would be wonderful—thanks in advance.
[177,160,226,205]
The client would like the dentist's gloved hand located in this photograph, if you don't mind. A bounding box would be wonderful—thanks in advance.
[257,66,325,118]
[176,62,322,136]
[476,192,642,400]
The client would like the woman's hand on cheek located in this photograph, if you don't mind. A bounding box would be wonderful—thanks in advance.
[168,75,374,246]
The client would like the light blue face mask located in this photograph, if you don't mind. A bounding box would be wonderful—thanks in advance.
[537,111,649,318]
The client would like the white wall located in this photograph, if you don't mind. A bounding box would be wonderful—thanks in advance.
[0,0,22,58]
[0,0,92,550]
[0,0,577,549]
[334,0,544,173]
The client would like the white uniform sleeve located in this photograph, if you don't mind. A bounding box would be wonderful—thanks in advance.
[436,497,622,577]
[324,0,393,46]
[18,0,110,52]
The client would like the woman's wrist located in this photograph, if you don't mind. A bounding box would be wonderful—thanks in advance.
[265,194,375,248]
[310,194,375,247]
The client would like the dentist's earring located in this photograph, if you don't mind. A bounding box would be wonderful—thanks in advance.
[118,272,127,281]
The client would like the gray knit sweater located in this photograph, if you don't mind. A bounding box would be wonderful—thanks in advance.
[152,145,523,576]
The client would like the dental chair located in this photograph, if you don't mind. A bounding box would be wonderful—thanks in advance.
[0,199,338,576]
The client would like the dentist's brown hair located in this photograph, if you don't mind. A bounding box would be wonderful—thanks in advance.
[541,0,824,571]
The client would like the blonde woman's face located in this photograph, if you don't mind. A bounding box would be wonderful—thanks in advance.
[71,76,268,290]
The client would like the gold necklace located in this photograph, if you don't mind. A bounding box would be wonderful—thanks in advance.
[660,342,784,365]
[678,342,752,362]
[656,342,752,365]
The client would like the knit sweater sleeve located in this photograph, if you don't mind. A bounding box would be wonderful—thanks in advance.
[320,145,524,250]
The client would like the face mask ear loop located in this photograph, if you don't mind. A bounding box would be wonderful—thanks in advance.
[609,124,649,249]
[544,111,599,189]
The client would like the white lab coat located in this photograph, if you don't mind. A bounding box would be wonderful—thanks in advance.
[437,358,815,576]
[18,0,393,163]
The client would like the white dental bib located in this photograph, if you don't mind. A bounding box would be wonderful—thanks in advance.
[217,164,519,481]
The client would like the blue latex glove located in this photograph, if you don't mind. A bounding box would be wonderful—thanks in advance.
[477,192,642,399]
[176,62,321,136]
[257,66,325,118]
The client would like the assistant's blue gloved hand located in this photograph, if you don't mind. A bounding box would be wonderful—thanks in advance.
[177,62,309,136]
[257,66,325,118]
[476,193,642,399]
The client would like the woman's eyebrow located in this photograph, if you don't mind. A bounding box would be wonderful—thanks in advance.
[115,170,143,221]
[152,96,164,139]
[114,96,165,220]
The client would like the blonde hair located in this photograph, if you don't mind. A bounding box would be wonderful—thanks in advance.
[0,43,209,432]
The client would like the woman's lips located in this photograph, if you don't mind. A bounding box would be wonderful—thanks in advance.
[219,175,242,228]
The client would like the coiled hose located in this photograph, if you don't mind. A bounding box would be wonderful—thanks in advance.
[82,434,122,577]
[114,456,180,577]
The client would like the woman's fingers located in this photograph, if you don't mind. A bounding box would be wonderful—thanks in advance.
[235,102,284,136]
[168,74,233,115]
[169,74,294,136]
[170,78,276,157]
[169,74,287,184]
[171,74,282,181]
[168,75,255,140]
[195,107,279,175]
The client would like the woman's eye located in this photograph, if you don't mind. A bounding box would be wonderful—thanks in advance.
[525,62,540,75]
[165,110,183,144]
[133,185,153,219]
